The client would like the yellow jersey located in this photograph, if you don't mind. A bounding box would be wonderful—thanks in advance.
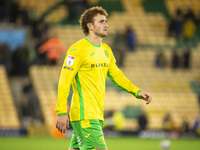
[55,38,141,121]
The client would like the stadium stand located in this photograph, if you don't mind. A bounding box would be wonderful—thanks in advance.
[6,0,199,132]
[13,0,174,48]
[166,0,200,16]
[0,65,20,129]
[17,0,59,17]
[29,46,200,131]
[29,66,61,127]
[112,0,176,46]
[105,47,200,130]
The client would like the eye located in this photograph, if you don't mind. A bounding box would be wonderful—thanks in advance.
[99,20,107,23]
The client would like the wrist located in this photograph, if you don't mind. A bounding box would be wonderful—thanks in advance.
[136,89,142,98]
[57,113,67,116]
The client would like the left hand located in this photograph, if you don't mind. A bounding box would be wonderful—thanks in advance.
[138,91,152,104]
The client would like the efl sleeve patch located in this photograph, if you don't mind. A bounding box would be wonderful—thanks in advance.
[63,66,73,71]
[66,55,75,66]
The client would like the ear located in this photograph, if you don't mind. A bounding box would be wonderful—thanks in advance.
[87,22,93,31]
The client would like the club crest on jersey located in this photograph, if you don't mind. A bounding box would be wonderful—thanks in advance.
[66,55,75,66]
[104,50,109,58]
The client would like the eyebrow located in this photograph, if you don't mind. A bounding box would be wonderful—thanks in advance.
[99,19,107,22]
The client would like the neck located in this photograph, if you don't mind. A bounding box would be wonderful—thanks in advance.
[87,33,103,46]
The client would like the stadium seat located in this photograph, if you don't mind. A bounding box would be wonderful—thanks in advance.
[0,65,20,129]
[21,0,200,131]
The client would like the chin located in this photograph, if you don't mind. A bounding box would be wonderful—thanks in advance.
[101,33,108,37]
[96,32,108,38]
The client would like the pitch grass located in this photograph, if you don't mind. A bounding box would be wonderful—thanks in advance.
[0,136,200,150]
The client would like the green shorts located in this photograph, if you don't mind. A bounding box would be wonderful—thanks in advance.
[70,119,107,150]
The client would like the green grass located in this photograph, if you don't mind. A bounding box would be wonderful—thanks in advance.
[0,136,199,150]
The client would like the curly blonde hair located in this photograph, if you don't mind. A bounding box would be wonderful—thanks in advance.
[79,6,108,36]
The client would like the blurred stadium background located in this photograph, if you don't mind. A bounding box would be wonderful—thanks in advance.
[0,0,200,149]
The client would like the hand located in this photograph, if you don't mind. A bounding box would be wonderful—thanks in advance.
[138,91,152,104]
[56,115,69,133]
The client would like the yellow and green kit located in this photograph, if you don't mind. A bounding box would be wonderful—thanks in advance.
[55,38,141,121]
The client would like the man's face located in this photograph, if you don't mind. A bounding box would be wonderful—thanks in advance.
[91,14,108,37]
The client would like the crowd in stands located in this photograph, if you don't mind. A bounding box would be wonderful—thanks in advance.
[0,1,199,133]
[167,7,200,42]
[163,112,200,137]
[64,0,87,21]
[103,109,200,137]
[0,0,36,26]
[0,0,88,128]
[155,45,191,70]
[0,0,69,75]
[163,7,200,71]
[112,25,137,68]
[20,77,43,127]
[1,1,200,75]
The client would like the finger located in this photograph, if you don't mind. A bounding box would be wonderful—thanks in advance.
[146,100,150,104]
[67,119,69,128]
[61,124,66,133]
[63,125,66,133]
[58,124,62,132]
[144,93,151,99]
[145,93,151,98]
[60,124,63,133]
[56,122,60,129]
[141,93,146,99]
[66,121,69,129]
[56,123,60,131]
[148,95,152,101]
[146,100,151,104]
[143,93,147,98]
[145,95,150,101]
[146,96,152,104]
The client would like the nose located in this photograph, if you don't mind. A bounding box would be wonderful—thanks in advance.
[105,22,108,28]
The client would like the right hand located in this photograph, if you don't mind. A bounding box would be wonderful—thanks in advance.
[138,91,152,105]
[56,115,69,133]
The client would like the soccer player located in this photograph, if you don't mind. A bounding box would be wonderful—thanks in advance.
[55,6,152,150]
